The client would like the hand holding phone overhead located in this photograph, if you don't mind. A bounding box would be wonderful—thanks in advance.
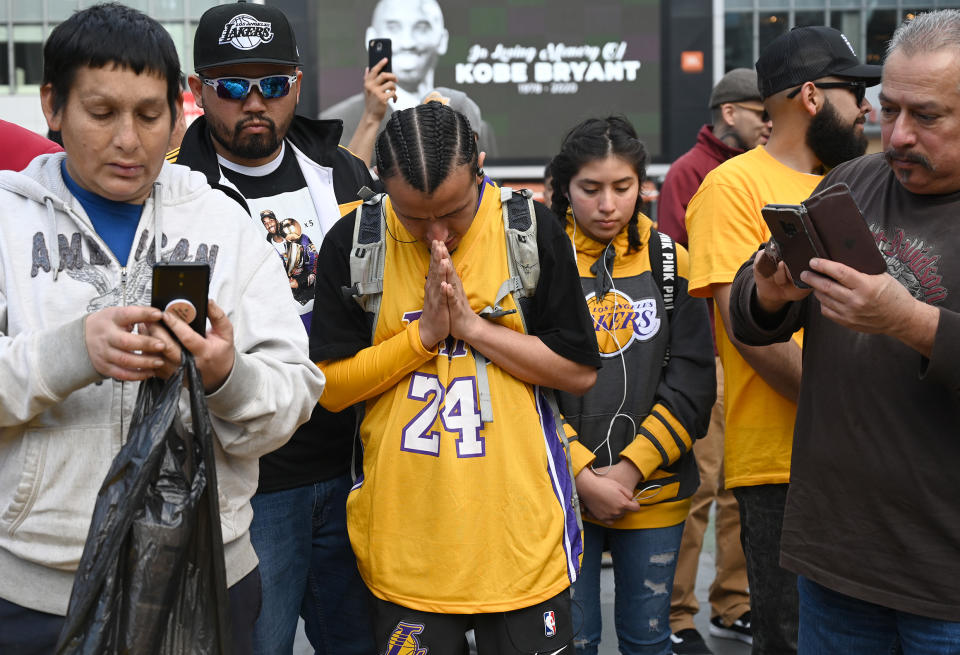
[368,38,391,74]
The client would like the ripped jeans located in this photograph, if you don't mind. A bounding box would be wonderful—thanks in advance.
[571,521,685,655]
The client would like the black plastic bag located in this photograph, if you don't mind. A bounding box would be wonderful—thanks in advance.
[56,353,232,655]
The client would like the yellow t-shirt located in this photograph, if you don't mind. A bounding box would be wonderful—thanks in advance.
[321,187,583,614]
[686,146,821,487]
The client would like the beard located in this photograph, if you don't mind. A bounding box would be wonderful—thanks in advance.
[806,98,868,170]
[208,114,286,160]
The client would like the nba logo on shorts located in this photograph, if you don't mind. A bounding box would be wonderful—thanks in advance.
[543,610,557,638]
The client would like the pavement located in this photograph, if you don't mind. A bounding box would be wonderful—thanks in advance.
[293,508,751,655]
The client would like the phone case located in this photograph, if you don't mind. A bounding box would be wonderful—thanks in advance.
[151,263,210,335]
[368,38,391,73]
[761,183,886,286]
[802,183,886,275]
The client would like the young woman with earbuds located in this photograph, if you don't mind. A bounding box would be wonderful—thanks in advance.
[550,116,716,655]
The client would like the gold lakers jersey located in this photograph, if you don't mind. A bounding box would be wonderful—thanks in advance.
[321,187,582,613]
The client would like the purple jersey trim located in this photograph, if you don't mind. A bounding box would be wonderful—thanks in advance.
[536,387,582,583]
[477,176,493,209]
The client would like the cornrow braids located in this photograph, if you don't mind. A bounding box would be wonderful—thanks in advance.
[376,102,479,193]
[418,104,444,190]
[550,115,648,252]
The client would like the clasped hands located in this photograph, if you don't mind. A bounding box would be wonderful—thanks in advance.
[83,299,235,393]
[575,459,644,526]
[418,240,484,351]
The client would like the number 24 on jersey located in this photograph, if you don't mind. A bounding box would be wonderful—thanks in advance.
[402,373,486,458]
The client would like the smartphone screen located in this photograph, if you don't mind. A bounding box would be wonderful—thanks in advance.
[151,262,210,335]
[368,38,391,74]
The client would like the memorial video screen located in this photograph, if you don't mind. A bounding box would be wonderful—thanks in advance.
[316,0,663,163]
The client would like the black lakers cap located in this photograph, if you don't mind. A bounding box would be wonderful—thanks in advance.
[194,1,300,72]
[755,26,881,99]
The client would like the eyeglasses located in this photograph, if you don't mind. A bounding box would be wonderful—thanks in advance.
[200,74,298,100]
[734,103,771,123]
[787,80,867,106]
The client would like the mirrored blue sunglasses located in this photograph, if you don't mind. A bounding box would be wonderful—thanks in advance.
[200,74,297,100]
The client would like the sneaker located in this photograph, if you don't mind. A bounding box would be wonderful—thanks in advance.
[670,628,714,655]
[709,611,753,645]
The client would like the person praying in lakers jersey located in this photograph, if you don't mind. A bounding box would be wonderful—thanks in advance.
[310,101,601,654]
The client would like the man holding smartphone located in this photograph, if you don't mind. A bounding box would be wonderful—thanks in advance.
[0,5,324,654]
[685,26,880,654]
[171,3,378,653]
[731,10,960,650]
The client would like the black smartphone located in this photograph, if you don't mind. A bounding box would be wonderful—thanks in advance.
[368,37,391,73]
[151,262,210,335]
[761,204,817,289]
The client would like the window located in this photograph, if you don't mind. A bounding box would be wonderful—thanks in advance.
[48,0,79,21]
[795,11,827,28]
[163,22,187,74]
[13,25,44,90]
[154,0,183,21]
[830,10,863,57]
[724,12,753,72]
[1,30,9,88]
[866,10,897,65]
[759,12,788,53]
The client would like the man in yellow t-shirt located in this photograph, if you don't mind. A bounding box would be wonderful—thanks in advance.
[685,26,879,655]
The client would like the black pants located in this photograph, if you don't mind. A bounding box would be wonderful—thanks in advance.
[0,567,261,655]
[373,589,574,655]
[733,484,798,655]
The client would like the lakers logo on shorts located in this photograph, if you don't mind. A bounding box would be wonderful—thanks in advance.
[585,290,660,358]
[385,622,428,655]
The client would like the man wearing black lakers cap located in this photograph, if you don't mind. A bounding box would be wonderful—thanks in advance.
[171,2,377,653]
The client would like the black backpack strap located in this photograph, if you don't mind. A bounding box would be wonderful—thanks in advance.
[649,228,676,366]
[343,192,388,344]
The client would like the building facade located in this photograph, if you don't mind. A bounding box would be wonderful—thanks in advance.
[723,1,955,73]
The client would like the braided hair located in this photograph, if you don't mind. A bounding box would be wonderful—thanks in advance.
[375,101,480,193]
[549,116,648,252]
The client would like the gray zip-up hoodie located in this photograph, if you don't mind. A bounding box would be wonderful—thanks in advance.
[0,154,325,614]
